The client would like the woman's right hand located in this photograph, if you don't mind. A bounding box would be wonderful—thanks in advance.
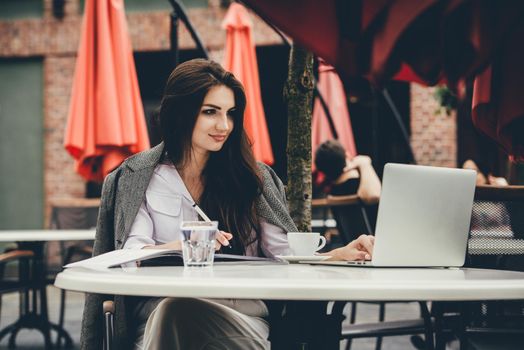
[325,234,374,261]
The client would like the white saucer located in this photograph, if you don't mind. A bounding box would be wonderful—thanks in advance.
[276,255,331,263]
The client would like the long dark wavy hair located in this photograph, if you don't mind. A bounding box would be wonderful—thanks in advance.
[159,59,263,254]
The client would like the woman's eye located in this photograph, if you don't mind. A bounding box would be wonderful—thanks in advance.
[227,110,236,118]
[202,109,216,115]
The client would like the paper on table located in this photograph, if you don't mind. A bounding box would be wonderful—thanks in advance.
[64,249,288,270]
[64,249,175,270]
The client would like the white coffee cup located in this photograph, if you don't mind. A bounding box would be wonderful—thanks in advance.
[287,232,327,256]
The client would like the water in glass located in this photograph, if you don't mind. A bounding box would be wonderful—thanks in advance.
[180,221,218,267]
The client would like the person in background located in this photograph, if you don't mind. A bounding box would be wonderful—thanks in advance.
[462,158,509,186]
[315,140,381,204]
[314,140,382,245]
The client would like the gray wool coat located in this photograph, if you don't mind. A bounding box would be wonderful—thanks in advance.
[80,143,298,350]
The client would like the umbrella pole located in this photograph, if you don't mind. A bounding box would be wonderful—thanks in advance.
[167,0,209,59]
[381,89,417,164]
[169,9,179,67]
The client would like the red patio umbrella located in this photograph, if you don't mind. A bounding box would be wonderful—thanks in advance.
[312,61,357,170]
[64,0,150,182]
[222,3,274,165]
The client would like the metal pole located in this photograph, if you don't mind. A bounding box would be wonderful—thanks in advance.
[167,0,209,59]
[382,88,416,164]
[169,8,179,67]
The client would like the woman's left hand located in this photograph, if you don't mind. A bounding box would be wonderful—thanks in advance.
[215,230,233,250]
[327,234,374,261]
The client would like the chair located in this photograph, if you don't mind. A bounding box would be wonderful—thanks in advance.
[313,194,375,245]
[47,198,100,345]
[433,185,524,349]
[312,194,434,350]
[0,249,34,347]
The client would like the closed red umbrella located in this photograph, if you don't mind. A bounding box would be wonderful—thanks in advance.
[64,0,150,182]
[222,3,274,165]
[312,61,357,170]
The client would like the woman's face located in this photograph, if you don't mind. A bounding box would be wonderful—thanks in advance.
[191,85,236,156]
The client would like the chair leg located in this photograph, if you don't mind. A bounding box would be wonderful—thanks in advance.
[432,302,446,350]
[375,302,385,350]
[350,302,357,323]
[55,245,77,346]
[56,288,67,347]
[345,302,357,350]
[19,258,31,317]
[8,325,21,349]
[419,301,434,350]
[459,303,468,350]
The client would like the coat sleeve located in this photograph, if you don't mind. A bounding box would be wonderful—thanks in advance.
[255,163,298,234]
[80,169,119,350]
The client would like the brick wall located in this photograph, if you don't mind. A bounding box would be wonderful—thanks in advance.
[43,56,85,211]
[410,83,457,167]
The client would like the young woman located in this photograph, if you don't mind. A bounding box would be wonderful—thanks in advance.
[462,158,508,186]
[81,59,374,350]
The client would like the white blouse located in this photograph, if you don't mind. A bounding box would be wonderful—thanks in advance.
[123,163,291,256]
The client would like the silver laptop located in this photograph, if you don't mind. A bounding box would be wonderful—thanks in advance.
[312,163,476,267]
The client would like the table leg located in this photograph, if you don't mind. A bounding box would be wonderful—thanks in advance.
[39,278,53,348]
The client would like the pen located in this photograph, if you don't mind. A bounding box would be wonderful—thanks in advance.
[192,203,211,222]
[192,203,233,249]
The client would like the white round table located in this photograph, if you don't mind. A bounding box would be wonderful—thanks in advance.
[0,229,95,349]
[0,229,95,242]
[55,264,524,301]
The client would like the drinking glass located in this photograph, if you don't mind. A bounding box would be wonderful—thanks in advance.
[180,221,218,267]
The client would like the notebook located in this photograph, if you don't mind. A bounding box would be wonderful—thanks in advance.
[64,249,286,270]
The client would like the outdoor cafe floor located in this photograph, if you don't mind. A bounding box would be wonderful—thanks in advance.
[0,286,519,349]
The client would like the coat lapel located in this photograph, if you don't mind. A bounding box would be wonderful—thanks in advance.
[114,143,164,249]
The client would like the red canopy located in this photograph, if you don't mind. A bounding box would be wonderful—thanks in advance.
[242,0,524,159]
[64,0,150,182]
[472,17,524,161]
[222,3,274,165]
[312,61,357,170]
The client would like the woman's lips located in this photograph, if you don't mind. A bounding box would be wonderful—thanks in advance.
[210,135,227,142]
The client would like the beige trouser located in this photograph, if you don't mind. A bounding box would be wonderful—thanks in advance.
[136,298,270,350]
